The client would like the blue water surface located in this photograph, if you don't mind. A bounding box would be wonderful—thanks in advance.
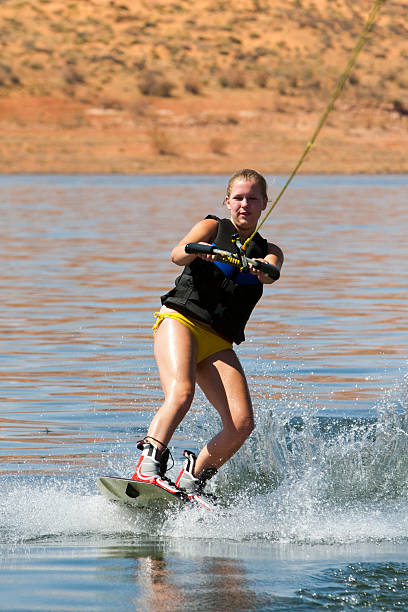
[0,174,407,611]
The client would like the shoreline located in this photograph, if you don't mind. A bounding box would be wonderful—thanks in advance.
[2,170,408,176]
[1,94,407,176]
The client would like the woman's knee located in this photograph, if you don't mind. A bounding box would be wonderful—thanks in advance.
[232,415,255,442]
[168,380,195,410]
[241,416,255,437]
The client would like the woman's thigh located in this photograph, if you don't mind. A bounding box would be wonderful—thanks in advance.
[153,317,198,397]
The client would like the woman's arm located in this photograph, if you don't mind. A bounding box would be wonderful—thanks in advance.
[171,218,219,266]
[249,242,284,285]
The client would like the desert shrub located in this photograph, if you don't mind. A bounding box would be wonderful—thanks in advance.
[139,70,174,97]
[150,126,176,155]
[133,57,146,71]
[253,46,271,59]
[254,69,269,88]
[209,136,227,155]
[184,74,202,95]
[393,99,408,116]
[219,69,246,89]
[225,114,239,125]
[130,99,150,117]
[63,67,85,85]
[99,96,125,110]
[396,73,408,89]
[0,64,21,87]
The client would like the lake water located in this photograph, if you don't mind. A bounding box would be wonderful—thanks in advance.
[1,174,407,611]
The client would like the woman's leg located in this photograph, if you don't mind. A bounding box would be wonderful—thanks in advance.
[194,349,255,475]
[146,317,197,454]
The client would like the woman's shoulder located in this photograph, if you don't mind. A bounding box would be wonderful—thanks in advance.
[186,216,219,242]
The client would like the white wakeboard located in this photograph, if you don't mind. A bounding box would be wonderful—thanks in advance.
[97,476,186,507]
[97,476,214,510]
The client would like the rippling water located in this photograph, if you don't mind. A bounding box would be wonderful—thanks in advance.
[1,174,407,610]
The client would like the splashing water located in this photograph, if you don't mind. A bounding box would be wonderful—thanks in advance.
[2,374,408,548]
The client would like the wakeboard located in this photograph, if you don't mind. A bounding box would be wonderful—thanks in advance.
[97,476,214,510]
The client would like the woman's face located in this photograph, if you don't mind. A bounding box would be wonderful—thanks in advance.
[225,180,267,233]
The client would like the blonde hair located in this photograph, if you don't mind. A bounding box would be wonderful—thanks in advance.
[226,169,268,200]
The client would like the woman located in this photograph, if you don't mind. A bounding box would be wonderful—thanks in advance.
[132,169,283,500]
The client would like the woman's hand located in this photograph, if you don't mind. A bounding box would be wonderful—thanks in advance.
[194,242,217,262]
[249,258,274,284]
[250,244,283,284]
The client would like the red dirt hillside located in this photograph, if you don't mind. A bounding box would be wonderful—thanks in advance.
[0,0,407,174]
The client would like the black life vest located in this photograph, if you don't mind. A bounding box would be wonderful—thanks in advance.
[161,216,268,344]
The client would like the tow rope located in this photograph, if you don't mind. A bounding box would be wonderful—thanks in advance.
[242,0,386,251]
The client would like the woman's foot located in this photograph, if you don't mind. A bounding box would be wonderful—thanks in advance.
[132,439,181,496]
[175,449,218,496]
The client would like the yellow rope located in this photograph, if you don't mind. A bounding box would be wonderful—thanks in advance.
[243,0,386,250]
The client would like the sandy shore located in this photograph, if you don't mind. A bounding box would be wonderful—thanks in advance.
[1,92,407,175]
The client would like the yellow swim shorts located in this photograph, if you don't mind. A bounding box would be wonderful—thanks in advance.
[153,311,232,363]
